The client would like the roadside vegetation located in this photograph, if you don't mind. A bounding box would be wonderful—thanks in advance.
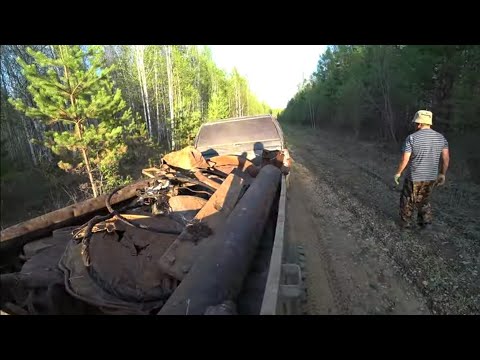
[1,45,272,227]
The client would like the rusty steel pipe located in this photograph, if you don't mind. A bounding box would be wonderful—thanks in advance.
[158,165,281,315]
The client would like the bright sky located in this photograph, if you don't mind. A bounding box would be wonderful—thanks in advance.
[208,45,327,109]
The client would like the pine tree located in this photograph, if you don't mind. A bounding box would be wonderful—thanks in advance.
[9,45,141,197]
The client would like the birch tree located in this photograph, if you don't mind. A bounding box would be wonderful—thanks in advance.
[134,45,152,138]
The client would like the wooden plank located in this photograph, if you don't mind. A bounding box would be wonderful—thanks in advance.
[260,175,287,315]
[158,173,245,280]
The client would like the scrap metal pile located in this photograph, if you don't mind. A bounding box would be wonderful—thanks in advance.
[0,146,291,315]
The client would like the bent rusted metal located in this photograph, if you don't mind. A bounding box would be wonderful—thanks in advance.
[158,165,281,315]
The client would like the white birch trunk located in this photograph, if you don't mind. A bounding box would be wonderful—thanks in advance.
[166,45,175,150]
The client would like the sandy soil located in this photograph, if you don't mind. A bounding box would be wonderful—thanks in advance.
[284,126,480,315]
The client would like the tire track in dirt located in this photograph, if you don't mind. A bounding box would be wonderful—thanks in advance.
[287,173,351,314]
[285,126,480,314]
[286,157,428,315]
[311,141,475,238]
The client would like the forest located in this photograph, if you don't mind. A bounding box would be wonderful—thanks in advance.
[279,45,480,144]
[3,45,479,228]
[0,45,273,227]
[2,45,478,316]
[277,45,480,315]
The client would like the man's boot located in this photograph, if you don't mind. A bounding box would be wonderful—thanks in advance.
[399,220,412,230]
[419,222,433,232]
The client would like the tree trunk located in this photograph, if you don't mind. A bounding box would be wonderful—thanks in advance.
[166,45,175,150]
[62,54,99,198]
[82,148,98,198]
[235,80,241,117]
[308,100,316,129]
[154,48,161,143]
[135,45,151,138]
[21,116,38,166]
[75,123,98,198]
[160,81,168,142]
[377,47,397,144]
[141,55,152,138]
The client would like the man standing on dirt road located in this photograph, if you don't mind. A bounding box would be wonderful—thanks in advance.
[394,110,450,230]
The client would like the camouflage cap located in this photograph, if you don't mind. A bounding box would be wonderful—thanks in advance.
[412,110,433,125]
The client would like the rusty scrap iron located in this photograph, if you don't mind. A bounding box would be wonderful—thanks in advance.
[158,173,245,280]
[168,195,208,224]
[193,171,221,190]
[261,149,292,175]
[158,165,281,315]
[76,186,183,267]
[0,178,154,261]
[208,155,260,177]
[162,146,209,171]
[168,195,207,212]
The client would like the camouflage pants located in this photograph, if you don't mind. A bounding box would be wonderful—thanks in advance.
[399,178,436,225]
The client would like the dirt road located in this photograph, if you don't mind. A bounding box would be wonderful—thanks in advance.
[284,126,480,315]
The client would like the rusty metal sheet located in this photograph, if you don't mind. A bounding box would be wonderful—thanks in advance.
[158,173,245,280]
[208,155,260,177]
[207,165,236,177]
[168,195,208,223]
[193,171,221,190]
[162,146,209,171]
[260,149,292,174]
[168,196,207,212]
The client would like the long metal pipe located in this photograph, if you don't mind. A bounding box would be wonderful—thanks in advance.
[158,165,281,315]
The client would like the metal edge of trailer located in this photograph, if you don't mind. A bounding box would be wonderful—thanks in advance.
[260,172,298,315]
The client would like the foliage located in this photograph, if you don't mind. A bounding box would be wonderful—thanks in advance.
[2,44,270,202]
[8,45,144,196]
[279,45,480,142]
[105,45,271,150]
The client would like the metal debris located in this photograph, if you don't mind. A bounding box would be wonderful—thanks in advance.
[162,146,209,171]
[204,300,237,315]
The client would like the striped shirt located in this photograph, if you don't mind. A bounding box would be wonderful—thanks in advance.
[402,129,449,182]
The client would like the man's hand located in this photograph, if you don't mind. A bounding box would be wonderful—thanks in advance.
[436,174,446,186]
[395,151,411,185]
[394,174,401,186]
